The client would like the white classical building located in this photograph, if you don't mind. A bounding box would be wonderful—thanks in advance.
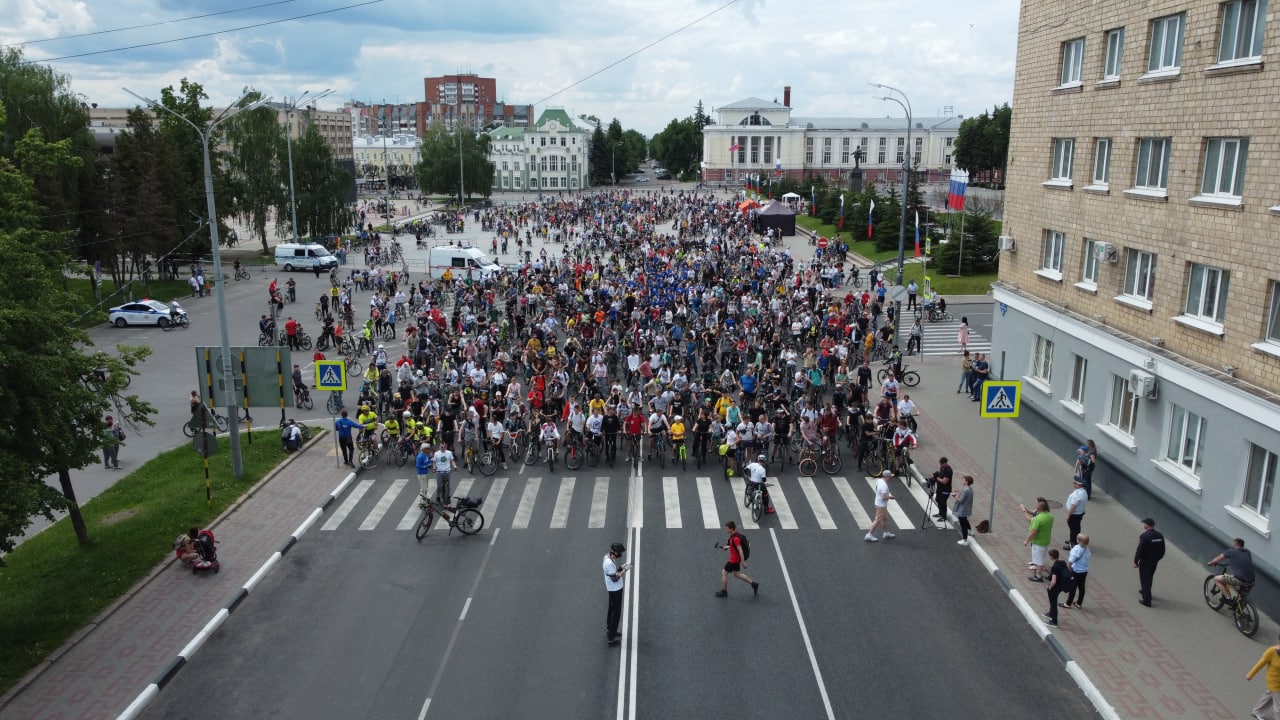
[487,108,591,192]
[702,90,963,185]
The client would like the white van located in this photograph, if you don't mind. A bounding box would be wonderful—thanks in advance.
[275,243,338,272]
[428,246,503,279]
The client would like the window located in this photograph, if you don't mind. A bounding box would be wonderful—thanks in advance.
[1109,375,1139,436]
[1092,139,1112,185]
[1243,443,1277,518]
[1148,13,1185,73]
[842,137,850,164]
[1082,238,1100,285]
[1031,335,1054,382]
[736,137,746,164]
[1104,28,1125,79]
[1165,405,1207,475]
[805,137,813,164]
[1135,138,1171,190]
[1219,0,1267,63]
[1267,283,1280,343]
[1123,249,1157,300]
[750,137,759,164]
[763,137,773,165]
[896,138,905,164]
[1061,38,1085,85]
[877,138,886,164]
[914,137,922,165]
[1069,355,1088,404]
[1051,138,1074,180]
[822,138,831,164]
[1201,138,1247,198]
[1184,263,1229,323]
[1041,230,1065,274]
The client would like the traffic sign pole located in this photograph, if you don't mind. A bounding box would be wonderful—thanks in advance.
[987,351,1006,532]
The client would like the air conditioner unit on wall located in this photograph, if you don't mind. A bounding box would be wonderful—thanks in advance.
[1095,242,1119,263]
[998,236,1016,252]
[1129,368,1158,399]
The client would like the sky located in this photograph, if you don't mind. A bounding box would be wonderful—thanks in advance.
[5,0,1020,135]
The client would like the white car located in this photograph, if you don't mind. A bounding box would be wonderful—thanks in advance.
[636,176,650,182]
[109,298,186,328]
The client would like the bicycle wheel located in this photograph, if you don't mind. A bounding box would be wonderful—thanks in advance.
[586,443,600,468]
[821,451,842,474]
[902,371,920,387]
[300,393,314,410]
[1236,601,1260,637]
[183,419,197,437]
[359,446,380,469]
[415,507,434,541]
[751,495,764,523]
[913,306,923,320]
[160,317,173,332]
[179,315,190,328]
[296,422,312,441]
[864,452,884,477]
[326,393,343,415]
[877,368,891,383]
[300,335,313,350]
[394,444,409,467]
[259,333,271,347]
[1203,575,1224,610]
[455,508,485,535]
[798,457,817,477]
[657,442,666,469]
[524,441,540,465]
[213,414,228,433]
[478,450,498,476]
[566,444,583,470]
[347,359,362,376]
[744,488,753,509]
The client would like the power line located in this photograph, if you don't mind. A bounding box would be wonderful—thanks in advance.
[3,0,298,48]
[31,0,385,63]
[532,0,741,107]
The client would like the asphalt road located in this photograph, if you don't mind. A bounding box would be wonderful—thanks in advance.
[139,457,1099,720]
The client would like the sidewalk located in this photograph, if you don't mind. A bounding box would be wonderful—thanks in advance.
[0,438,349,720]
[908,369,1263,719]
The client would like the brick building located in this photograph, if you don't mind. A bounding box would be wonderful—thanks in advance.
[993,0,1280,572]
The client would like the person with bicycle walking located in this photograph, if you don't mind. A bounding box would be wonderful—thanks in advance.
[1209,538,1256,609]
[746,455,772,515]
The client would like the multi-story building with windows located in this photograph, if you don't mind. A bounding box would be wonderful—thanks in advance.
[995,0,1280,577]
[271,103,353,162]
[701,87,962,185]
[487,108,590,192]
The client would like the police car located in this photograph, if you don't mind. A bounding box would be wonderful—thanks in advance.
[108,298,185,328]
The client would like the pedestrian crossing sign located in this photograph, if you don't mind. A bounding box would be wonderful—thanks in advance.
[315,360,346,391]
[980,381,1021,418]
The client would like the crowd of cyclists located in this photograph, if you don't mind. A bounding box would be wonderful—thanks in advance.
[301,188,926,492]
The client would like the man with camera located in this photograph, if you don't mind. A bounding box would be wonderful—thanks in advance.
[603,542,630,647]
[929,457,954,527]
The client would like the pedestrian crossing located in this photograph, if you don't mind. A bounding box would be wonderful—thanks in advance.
[317,472,943,534]
[918,317,993,357]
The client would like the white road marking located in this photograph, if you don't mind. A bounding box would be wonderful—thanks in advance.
[589,477,609,528]
[767,478,798,530]
[729,477,758,530]
[770,529,836,720]
[458,597,471,622]
[662,476,681,529]
[510,477,540,529]
[865,476,913,530]
[321,479,372,531]
[550,477,576,529]
[831,477,872,528]
[359,478,406,530]
[695,476,719,529]
[397,478,431,530]
[627,472,643,529]
[797,476,837,529]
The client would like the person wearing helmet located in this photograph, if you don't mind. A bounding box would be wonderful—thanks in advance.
[746,454,772,514]
[669,414,686,464]
[603,542,630,647]
[356,404,379,446]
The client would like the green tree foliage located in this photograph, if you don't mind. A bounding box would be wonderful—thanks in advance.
[619,129,646,174]
[223,96,285,250]
[0,101,153,554]
[414,125,493,202]
[589,123,609,185]
[154,79,237,253]
[649,117,702,179]
[931,208,1001,275]
[286,124,354,238]
[953,104,1011,186]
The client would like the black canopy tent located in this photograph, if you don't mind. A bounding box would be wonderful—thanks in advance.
[753,200,797,236]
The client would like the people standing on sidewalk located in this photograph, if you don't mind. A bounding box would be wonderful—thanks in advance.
[1061,534,1091,609]
[865,470,897,542]
[1075,441,1097,499]
[1042,548,1068,628]
[957,351,972,394]
[953,475,974,545]
[603,542,629,647]
[957,317,970,353]
[1021,498,1054,581]
[1134,517,1166,607]
[334,410,361,466]
[1247,634,1280,720]
[1064,477,1087,548]
[101,416,123,469]
[969,353,990,401]
[716,521,758,597]
[929,457,953,527]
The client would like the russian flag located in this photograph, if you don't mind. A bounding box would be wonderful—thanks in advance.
[729,143,741,152]
[947,168,970,211]
[839,194,845,229]
[867,199,875,238]
[914,211,921,257]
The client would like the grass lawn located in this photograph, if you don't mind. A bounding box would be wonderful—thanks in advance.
[794,215,900,263]
[0,430,290,695]
[66,277,192,327]
[901,261,995,296]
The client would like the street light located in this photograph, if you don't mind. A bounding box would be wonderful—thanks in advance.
[871,82,913,349]
[124,87,271,478]
[282,90,334,243]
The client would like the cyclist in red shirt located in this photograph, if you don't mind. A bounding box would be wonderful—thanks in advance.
[623,405,645,463]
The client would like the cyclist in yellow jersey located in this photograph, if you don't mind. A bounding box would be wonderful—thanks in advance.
[670,415,687,462]
[383,415,400,439]
[442,268,454,282]
[588,396,606,414]
[714,392,732,420]
[357,406,379,444]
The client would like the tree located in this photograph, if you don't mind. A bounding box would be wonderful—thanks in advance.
[414,125,493,202]
[649,117,702,179]
[953,104,1011,186]
[589,123,609,185]
[0,100,154,555]
[287,124,354,238]
[154,79,236,256]
[932,208,1001,275]
[223,95,285,249]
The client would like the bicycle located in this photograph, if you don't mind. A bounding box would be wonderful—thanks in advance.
[818,441,842,474]
[877,365,921,387]
[357,436,380,469]
[295,386,314,410]
[585,434,602,468]
[477,440,499,476]
[160,313,190,332]
[544,438,559,472]
[673,438,687,471]
[769,435,790,471]
[625,433,642,470]
[415,495,485,541]
[565,432,585,471]
[326,390,344,415]
[861,437,894,477]
[343,354,363,377]
[649,432,668,469]
[797,443,819,477]
[1204,563,1259,637]
[744,481,771,523]
[183,406,229,436]
[234,267,251,281]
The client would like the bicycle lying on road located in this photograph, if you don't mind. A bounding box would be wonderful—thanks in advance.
[415,495,485,541]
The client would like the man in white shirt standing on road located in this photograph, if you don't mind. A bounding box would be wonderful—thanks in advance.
[432,444,456,504]
[865,470,897,542]
[603,542,629,647]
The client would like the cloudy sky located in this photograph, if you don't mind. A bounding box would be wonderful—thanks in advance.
[7,0,1019,134]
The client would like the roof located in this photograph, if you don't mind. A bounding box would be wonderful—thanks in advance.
[719,97,789,111]
[490,126,526,140]
[534,108,589,132]
[757,201,796,216]
[790,116,963,132]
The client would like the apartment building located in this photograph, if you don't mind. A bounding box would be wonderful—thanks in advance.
[995,0,1280,575]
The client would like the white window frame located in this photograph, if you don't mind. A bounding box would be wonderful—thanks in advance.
[1031,335,1054,383]
[1108,375,1139,436]
[1218,0,1268,64]
[1266,283,1280,344]
[1091,138,1112,188]
[1080,238,1100,288]
[1197,137,1247,202]
[1039,230,1065,279]
[1165,404,1207,476]
[1103,28,1125,80]
[1119,249,1156,309]
[1178,262,1229,332]
[1068,355,1088,405]
[1242,442,1278,519]
[1061,38,1085,86]
[1134,137,1171,192]
[1050,138,1074,181]
[1147,13,1185,75]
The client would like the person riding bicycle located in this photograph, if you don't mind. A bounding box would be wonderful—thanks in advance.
[745,455,773,514]
[356,404,379,447]
[567,403,587,447]
[486,416,508,470]
[539,418,561,454]
[897,394,918,432]
[233,259,242,276]
[586,406,604,451]
[623,404,645,460]
[1209,538,1256,607]
[891,418,918,474]
[601,406,621,460]
[669,415,687,463]
[291,364,306,407]
[647,410,669,460]
[168,299,184,326]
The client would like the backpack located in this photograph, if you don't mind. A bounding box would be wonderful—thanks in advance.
[114,425,126,441]
[732,532,751,561]
[1059,564,1077,593]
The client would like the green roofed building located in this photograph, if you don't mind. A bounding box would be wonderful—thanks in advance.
[488,108,591,193]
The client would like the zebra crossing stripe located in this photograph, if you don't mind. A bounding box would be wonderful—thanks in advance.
[865,476,914,529]
[453,478,474,499]
[322,479,373,531]
[396,479,431,530]
[359,479,407,530]
[662,477,681,529]
[696,477,719,529]
[729,477,757,530]
[767,477,799,530]
[796,477,836,530]
[511,477,541,529]
[487,477,509,521]
[550,477,576,529]
[831,477,872,529]
[589,477,609,528]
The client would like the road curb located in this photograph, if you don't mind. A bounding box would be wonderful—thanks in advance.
[116,466,356,720]
[0,430,327,714]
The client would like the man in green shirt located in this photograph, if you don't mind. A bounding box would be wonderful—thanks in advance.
[1021,498,1054,582]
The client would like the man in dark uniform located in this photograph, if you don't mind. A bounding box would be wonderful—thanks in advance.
[1133,517,1166,607]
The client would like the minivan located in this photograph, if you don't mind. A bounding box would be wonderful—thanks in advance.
[428,246,502,279]
[275,243,338,272]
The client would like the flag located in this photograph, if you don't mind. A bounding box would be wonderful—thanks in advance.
[839,194,845,229]
[867,199,876,238]
[811,187,817,217]
[729,143,741,152]
[914,211,921,258]
[947,168,970,210]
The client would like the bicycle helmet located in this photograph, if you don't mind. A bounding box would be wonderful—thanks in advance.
[403,411,412,418]
[610,542,626,555]
[758,454,766,462]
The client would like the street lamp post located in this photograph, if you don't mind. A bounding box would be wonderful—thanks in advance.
[125,87,271,478]
[283,90,333,243]
[872,82,913,346]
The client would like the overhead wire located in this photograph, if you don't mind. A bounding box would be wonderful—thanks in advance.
[3,0,298,47]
